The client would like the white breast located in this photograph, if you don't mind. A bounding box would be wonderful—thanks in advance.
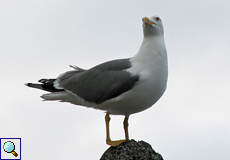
[100,36,168,115]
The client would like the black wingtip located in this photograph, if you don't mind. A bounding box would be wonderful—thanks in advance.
[38,79,46,83]
[25,83,31,86]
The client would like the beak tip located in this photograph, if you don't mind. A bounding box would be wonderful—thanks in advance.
[142,17,156,26]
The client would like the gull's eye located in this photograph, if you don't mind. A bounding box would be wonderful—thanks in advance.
[156,17,160,21]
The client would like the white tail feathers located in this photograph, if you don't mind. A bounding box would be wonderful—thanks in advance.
[41,91,73,101]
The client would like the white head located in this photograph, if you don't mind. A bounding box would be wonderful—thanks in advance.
[142,16,164,37]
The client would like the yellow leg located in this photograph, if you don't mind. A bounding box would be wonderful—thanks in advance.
[123,116,129,140]
[105,112,127,146]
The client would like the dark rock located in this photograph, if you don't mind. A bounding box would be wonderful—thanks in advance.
[100,139,164,160]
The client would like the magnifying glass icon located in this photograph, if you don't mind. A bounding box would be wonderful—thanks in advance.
[3,141,18,157]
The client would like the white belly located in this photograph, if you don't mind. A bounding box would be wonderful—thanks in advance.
[99,64,168,115]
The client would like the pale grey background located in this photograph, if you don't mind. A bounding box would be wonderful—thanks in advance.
[1,0,230,159]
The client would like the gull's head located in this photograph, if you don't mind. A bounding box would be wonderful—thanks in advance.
[142,16,164,37]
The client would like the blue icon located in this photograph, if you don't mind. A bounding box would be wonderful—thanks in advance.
[3,141,18,157]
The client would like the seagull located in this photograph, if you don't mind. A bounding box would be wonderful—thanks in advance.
[26,16,168,146]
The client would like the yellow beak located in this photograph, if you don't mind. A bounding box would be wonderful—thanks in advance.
[143,17,156,25]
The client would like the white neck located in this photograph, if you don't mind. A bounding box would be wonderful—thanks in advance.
[133,36,167,63]
[127,35,168,77]
[139,36,166,55]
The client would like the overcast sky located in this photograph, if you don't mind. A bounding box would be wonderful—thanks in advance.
[1,0,230,159]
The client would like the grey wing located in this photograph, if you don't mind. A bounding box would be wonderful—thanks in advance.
[55,59,139,104]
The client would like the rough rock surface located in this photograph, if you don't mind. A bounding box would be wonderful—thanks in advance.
[100,139,164,160]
